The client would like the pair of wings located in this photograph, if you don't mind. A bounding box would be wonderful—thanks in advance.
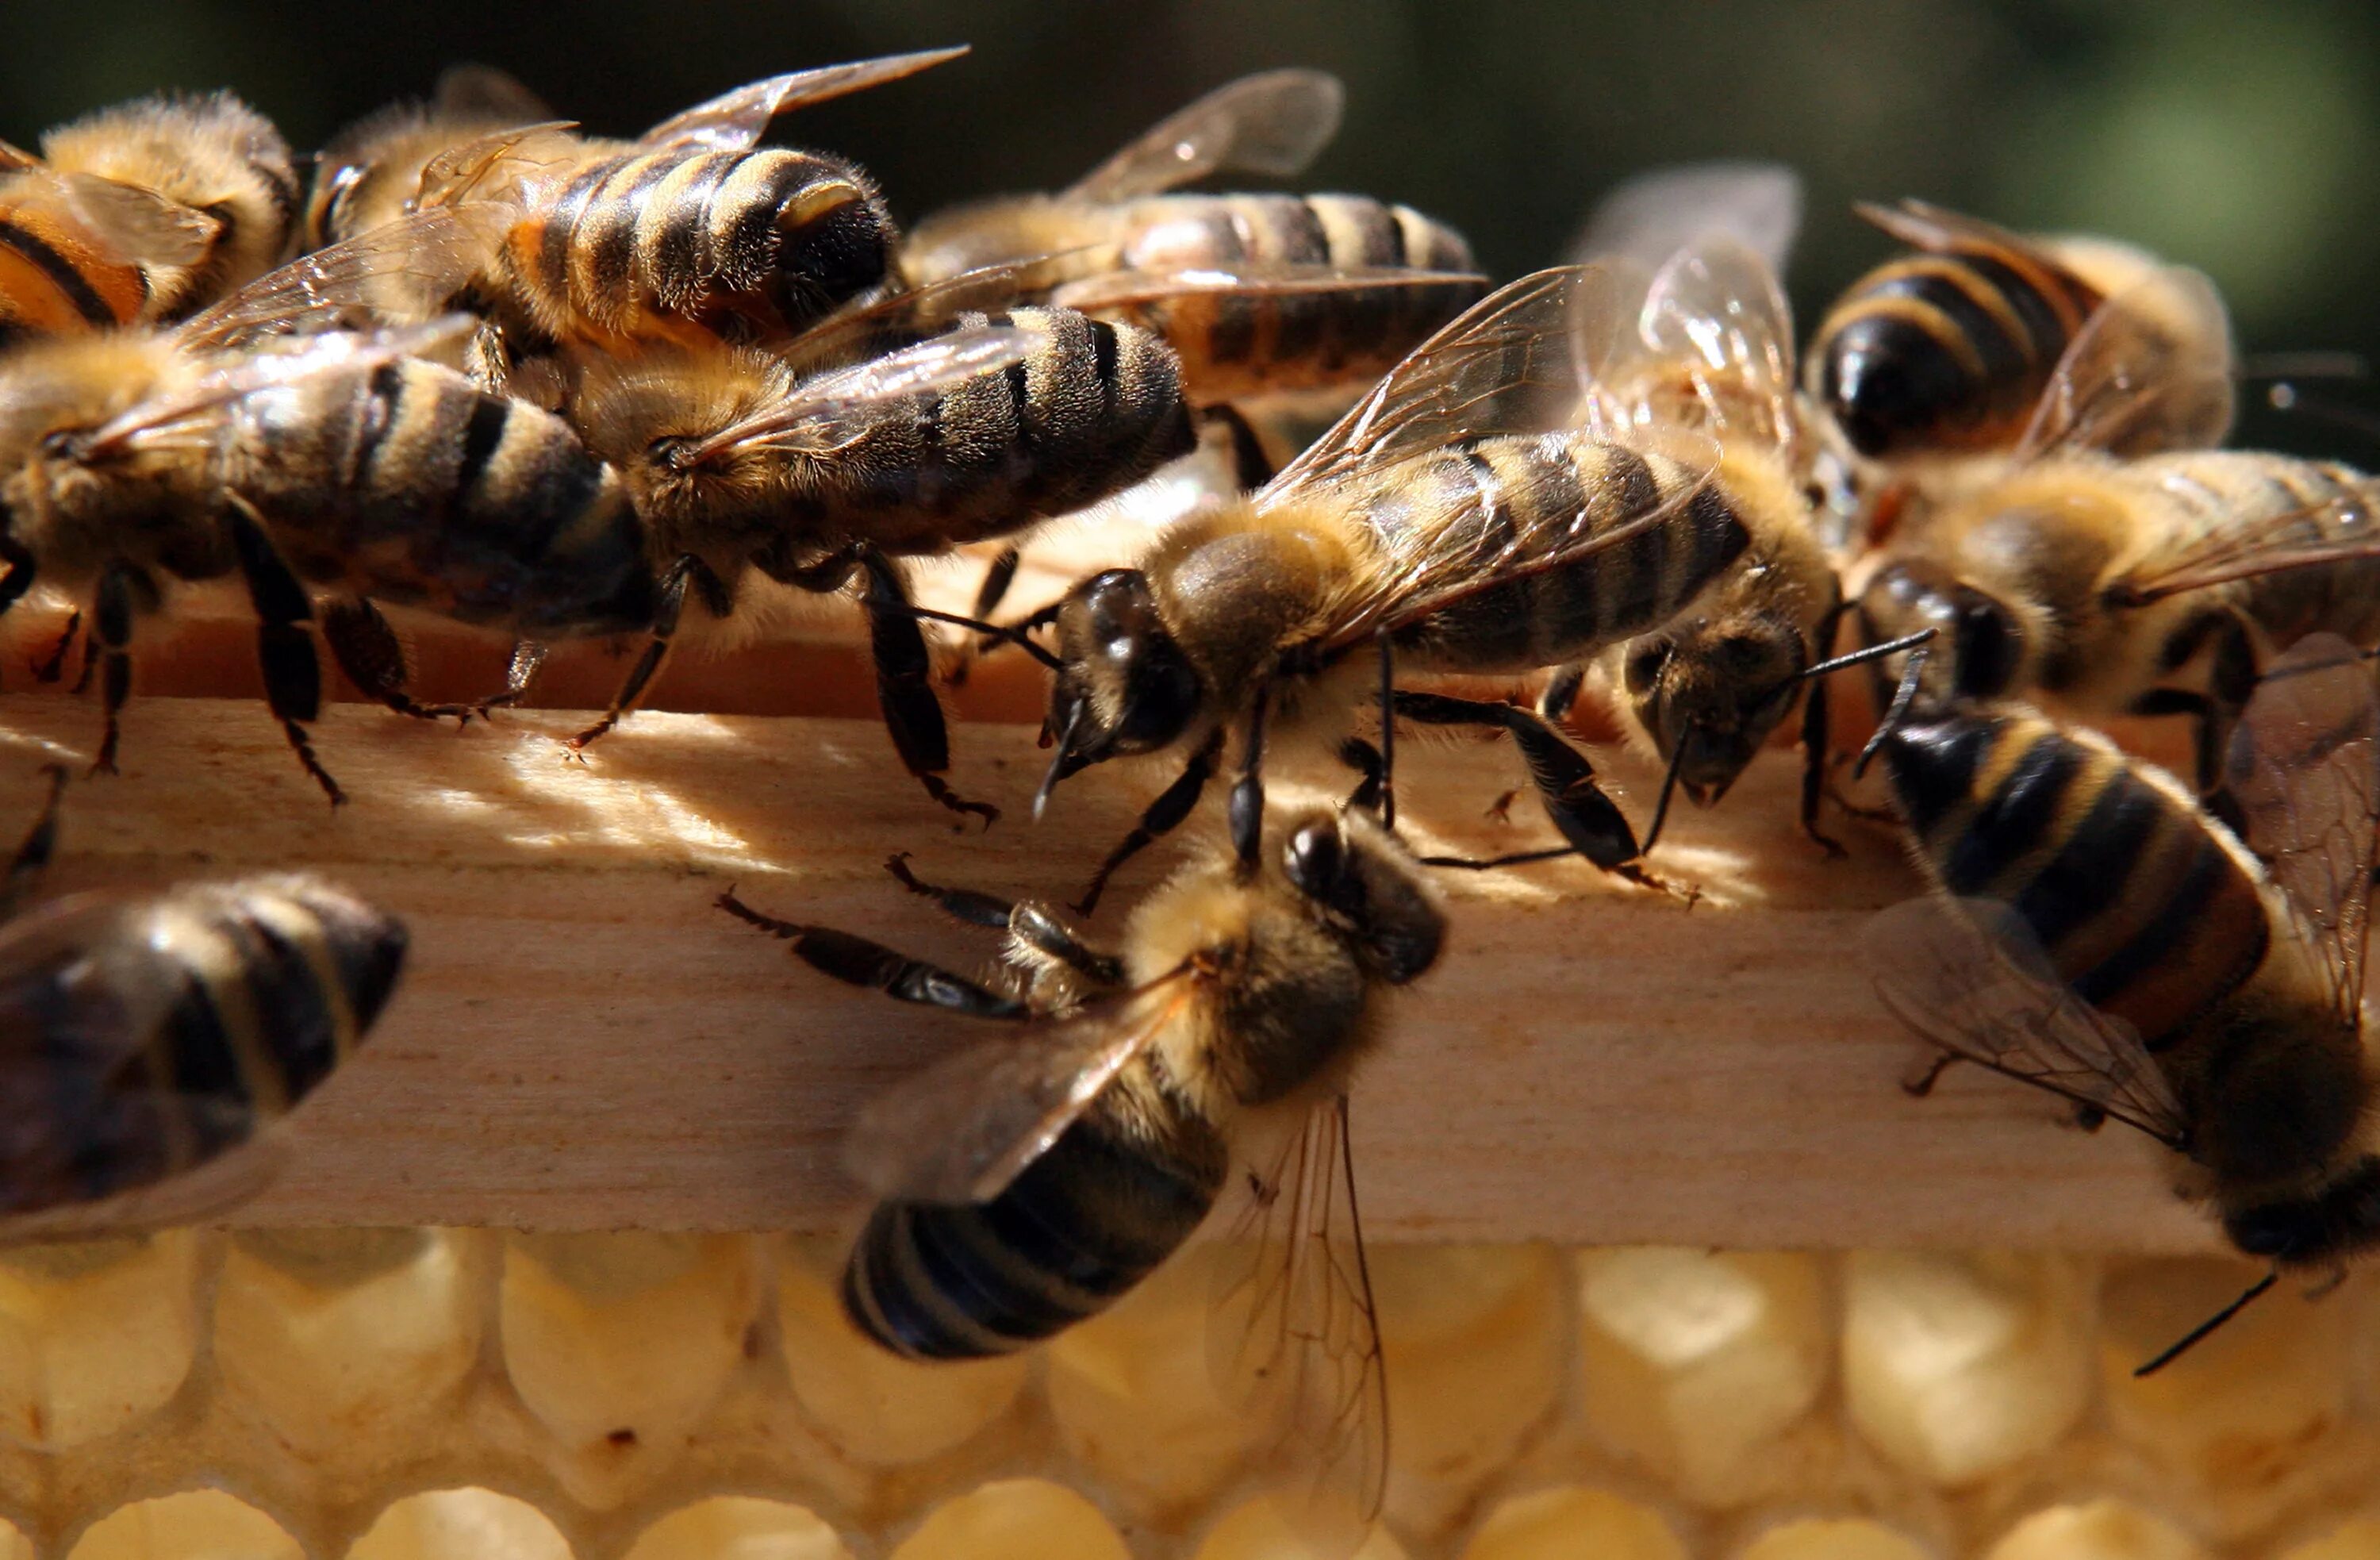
[843,962,1387,1551]
[0,162,218,289]
[1870,632,2380,1147]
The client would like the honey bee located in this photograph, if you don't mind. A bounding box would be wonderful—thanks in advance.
[566,297,1187,820]
[1864,633,2380,1370]
[0,215,656,800]
[0,767,406,1234]
[1810,200,2236,465]
[994,266,1745,912]
[901,69,1485,427]
[1534,166,1865,848]
[25,90,300,321]
[720,794,1444,1550]
[305,64,553,249]
[402,48,965,361]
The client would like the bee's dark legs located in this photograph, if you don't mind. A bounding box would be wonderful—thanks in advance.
[30,612,79,685]
[477,641,551,720]
[1339,737,1384,814]
[1394,690,1678,892]
[714,889,1027,1018]
[1373,633,1395,828]
[85,566,143,782]
[1205,404,1277,490]
[945,544,1023,689]
[855,550,996,825]
[320,597,470,723]
[1075,727,1226,917]
[1537,662,1584,724]
[885,852,1127,986]
[224,500,342,805]
[1228,682,1273,878]
[1798,671,1848,858]
[0,763,67,923]
[570,554,707,753]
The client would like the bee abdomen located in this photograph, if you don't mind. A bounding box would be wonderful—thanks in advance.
[0,877,405,1216]
[0,206,145,342]
[841,1104,1225,1360]
[1815,249,2099,459]
[1880,709,2269,1046]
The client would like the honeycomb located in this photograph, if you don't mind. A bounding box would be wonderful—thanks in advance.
[0,1233,2370,1558]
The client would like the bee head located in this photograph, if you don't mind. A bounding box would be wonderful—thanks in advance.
[1040,569,1203,799]
[1856,559,2021,706]
[2222,1155,2380,1268]
[1621,614,1810,807]
[1281,809,1445,986]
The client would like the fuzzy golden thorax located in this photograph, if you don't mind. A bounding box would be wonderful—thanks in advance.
[570,344,799,571]
[43,91,297,315]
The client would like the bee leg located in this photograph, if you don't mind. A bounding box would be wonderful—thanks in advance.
[1797,670,1848,859]
[1205,404,1277,490]
[1228,682,1273,877]
[1074,727,1227,916]
[320,598,466,724]
[83,564,149,781]
[570,554,710,753]
[0,763,67,923]
[29,612,79,685]
[1339,737,1385,814]
[224,500,343,805]
[1394,690,1682,893]
[944,545,1023,690]
[1538,663,1584,724]
[715,890,1027,1019]
[854,551,998,826]
[470,641,551,722]
[885,853,1127,987]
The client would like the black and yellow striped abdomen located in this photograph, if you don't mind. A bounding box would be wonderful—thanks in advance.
[790,306,1193,556]
[1880,706,2269,1047]
[505,142,893,344]
[225,358,655,636]
[0,875,405,1218]
[841,1084,1227,1359]
[1382,434,1749,674]
[1087,192,1481,401]
[1812,241,2098,459]
[0,186,147,348]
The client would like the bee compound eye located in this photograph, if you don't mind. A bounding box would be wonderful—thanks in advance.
[1284,820,1345,897]
[1625,644,1669,694]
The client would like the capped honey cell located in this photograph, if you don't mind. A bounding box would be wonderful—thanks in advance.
[1983,1500,2210,1560]
[1736,1516,1934,1560]
[887,1479,1129,1560]
[0,1234,202,1452]
[345,1488,574,1560]
[624,1497,853,1560]
[67,1491,301,1560]
[1457,1486,1690,1560]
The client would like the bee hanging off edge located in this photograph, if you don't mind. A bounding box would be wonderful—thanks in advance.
[1860,634,2380,1373]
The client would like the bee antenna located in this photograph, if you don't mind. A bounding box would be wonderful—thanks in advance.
[1852,646,1929,782]
[1638,729,1692,856]
[1035,702,1087,821]
[893,602,1062,671]
[1795,628,1938,684]
[2132,1268,2279,1377]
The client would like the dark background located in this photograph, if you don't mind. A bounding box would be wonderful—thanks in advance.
[8,0,2377,455]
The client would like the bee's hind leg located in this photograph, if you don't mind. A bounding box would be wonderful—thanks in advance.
[714,888,1026,1018]
[223,499,342,804]
[885,852,1125,987]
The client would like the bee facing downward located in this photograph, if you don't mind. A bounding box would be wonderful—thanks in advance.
[721,793,1442,1553]
[1864,634,2380,1371]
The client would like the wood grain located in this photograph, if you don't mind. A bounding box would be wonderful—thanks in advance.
[0,667,2221,1252]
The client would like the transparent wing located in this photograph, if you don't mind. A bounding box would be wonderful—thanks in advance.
[431,63,555,121]
[0,897,269,1230]
[692,323,1036,461]
[2223,632,2380,1028]
[415,121,583,207]
[774,251,1104,368]
[2015,264,2237,459]
[1273,266,1596,495]
[1574,161,1802,278]
[1867,895,2191,1147]
[1855,197,2040,257]
[2099,480,2380,609]
[1583,232,1798,450]
[47,172,218,268]
[638,47,970,152]
[1050,260,1484,316]
[178,205,515,350]
[843,966,1198,1205]
[1065,68,1345,203]
[0,140,34,172]
[89,320,474,455]
[1209,1094,1388,1560]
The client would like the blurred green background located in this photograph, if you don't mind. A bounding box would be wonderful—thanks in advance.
[6,0,2375,453]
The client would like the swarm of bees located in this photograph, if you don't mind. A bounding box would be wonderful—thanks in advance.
[3,48,2379,1554]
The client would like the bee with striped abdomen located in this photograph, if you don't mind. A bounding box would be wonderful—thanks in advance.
[0,214,655,800]
[0,767,406,1235]
[901,70,1484,440]
[408,48,964,363]
[1864,634,2380,1370]
[996,266,1746,912]
[566,297,1188,820]
[27,90,300,321]
[721,794,1442,1553]
[305,64,553,250]
[1810,200,2235,467]
[0,159,221,345]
